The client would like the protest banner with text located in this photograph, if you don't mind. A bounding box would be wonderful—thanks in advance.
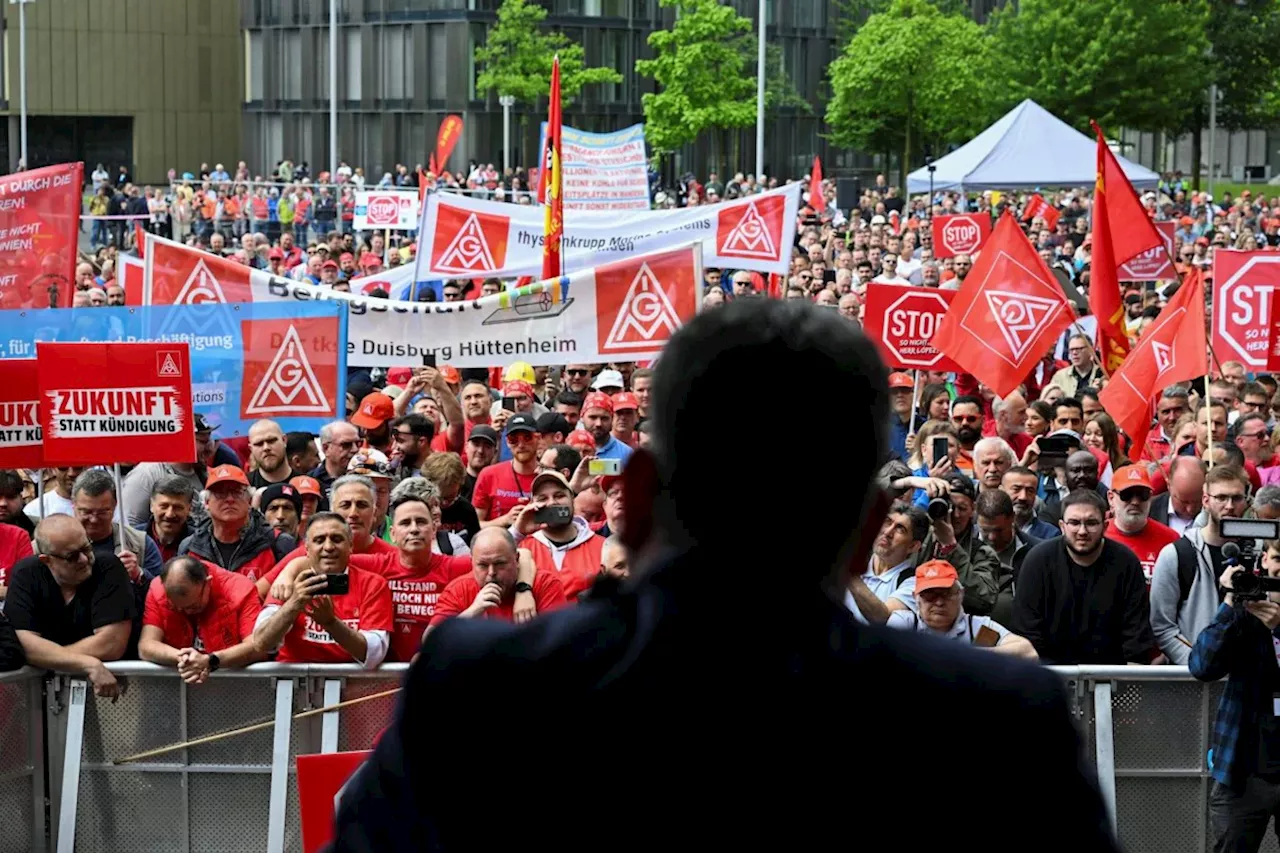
[354,190,421,231]
[1214,249,1279,372]
[0,162,83,310]
[538,122,649,211]
[415,182,800,281]
[862,284,961,372]
[38,342,195,464]
[931,213,992,259]
[0,359,42,468]
[140,232,701,368]
[0,301,347,437]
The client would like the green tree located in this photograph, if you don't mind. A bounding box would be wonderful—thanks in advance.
[833,0,969,43]
[826,0,995,186]
[635,0,758,166]
[988,0,1211,139]
[475,0,622,161]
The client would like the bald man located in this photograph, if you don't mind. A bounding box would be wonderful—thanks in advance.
[248,419,293,488]
[1151,456,1207,535]
[5,515,134,698]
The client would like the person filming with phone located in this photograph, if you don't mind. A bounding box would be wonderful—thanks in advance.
[511,470,605,602]
[251,512,393,668]
[1190,523,1280,852]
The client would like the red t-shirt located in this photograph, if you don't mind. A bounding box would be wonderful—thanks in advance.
[1105,518,1180,586]
[266,565,394,664]
[0,523,32,586]
[143,567,262,653]
[471,462,536,522]
[350,551,473,661]
[429,569,566,626]
[262,538,398,587]
[430,418,488,454]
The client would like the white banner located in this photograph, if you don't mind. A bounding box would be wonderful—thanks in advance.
[414,181,801,282]
[141,232,703,369]
[538,122,649,211]
[354,189,421,231]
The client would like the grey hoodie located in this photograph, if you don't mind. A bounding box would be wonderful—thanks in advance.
[1149,526,1220,665]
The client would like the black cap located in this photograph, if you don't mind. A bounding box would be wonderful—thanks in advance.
[536,412,572,435]
[259,482,302,515]
[505,413,537,434]
[468,425,499,445]
[194,413,217,434]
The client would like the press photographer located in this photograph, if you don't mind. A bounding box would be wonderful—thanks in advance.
[1189,517,1280,852]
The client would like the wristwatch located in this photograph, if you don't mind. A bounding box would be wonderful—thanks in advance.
[207,653,221,673]
[514,582,534,594]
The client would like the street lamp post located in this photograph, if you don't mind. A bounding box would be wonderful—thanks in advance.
[500,95,515,176]
[329,0,338,180]
[17,0,30,169]
[755,0,766,181]
[926,158,936,221]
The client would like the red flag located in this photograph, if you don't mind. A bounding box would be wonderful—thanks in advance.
[417,167,429,205]
[434,116,463,173]
[1098,266,1207,452]
[135,223,148,258]
[929,211,1075,398]
[1091,123,1165,374]
[808,156,825,214]
[1022,193,1060,230]
[541,57,564,280]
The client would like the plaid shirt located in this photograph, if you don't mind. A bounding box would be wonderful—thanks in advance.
[1189,602,1280,790]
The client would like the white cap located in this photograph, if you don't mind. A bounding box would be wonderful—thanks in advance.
[870,214,887,226]
[592,369,625,390]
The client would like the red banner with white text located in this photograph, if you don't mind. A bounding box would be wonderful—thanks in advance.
[0,162,83,310]
[0,359,42,469]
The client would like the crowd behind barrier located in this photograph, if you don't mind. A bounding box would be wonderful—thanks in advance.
[0,662,1256,852]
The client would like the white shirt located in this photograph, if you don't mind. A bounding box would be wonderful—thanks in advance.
[1167,509,1197,537]
[871,274,911,286]
[24,492,73,522]
[252,604,389,670]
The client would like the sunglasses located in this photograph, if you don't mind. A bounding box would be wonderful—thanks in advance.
[566,369,590,377]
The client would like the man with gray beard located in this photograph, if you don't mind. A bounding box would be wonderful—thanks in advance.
[1104,465,1179,588]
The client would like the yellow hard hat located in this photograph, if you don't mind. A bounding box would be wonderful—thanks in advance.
[503,361,536,384]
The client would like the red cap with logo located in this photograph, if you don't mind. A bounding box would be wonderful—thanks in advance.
[914,560,959,593]
[386,367,413,387]
[582,392,614,415]
[888,372,914,390]
[289,475,323,497]
[206,464,249,489]
[360,252,384,268]
[350,392,396,429]
[611,392,640,411]
[1112,464,1153,491]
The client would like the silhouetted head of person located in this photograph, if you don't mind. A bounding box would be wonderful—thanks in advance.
[620,298,889,596]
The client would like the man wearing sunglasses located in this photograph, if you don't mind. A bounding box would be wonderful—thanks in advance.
[314,420,362,501]
[6,515,134,699]
[1104,466,1179,589]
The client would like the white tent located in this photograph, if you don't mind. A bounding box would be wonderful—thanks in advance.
[906,99,1159,193]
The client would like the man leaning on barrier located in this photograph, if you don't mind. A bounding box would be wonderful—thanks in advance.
[138,555,266,683]
[1191,536,1280,851]
[331,298,1118,853]
[5,515,134,699]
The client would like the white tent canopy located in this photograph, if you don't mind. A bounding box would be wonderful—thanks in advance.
[906,99,1159,193]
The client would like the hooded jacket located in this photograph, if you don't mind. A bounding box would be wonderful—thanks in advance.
[179,511,295,582]
[1149,525,1222,665]
[520,517,604,602]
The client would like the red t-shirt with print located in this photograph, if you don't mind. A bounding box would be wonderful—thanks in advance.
[471,462,536,522]
[1105,519,1180,587]
[429,570,566,626]
[350,551,473,661]
[266,565,393,664]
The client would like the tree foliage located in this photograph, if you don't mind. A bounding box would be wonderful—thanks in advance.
[475,0,621,108]
[1205,0,1280,131]
[635,0,759,155]
[988,0,1211,136]
[826,0,993,181]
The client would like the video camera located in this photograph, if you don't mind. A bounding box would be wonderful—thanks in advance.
[1221,518,1280,601]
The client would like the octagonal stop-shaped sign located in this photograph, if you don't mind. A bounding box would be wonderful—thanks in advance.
[1212,250,1280,371]
[863,284,960,371]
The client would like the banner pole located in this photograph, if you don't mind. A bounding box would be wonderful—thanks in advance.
[908,368,921,438]
[36,470,44,520]
[113,463,124,550]
[385,228,392,268]
[1204,391,1214,470]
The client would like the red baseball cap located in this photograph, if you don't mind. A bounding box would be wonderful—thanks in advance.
[339,252,355,263]
[268,247,284,260]
[611,392,639,411]
[350,392,396,429]
[567,430,597,452]
[1112,464,1153,492]
[914,560,959,593]
[888,372,914,390]
[289,475,323,497]
[360,252,383,268]
[322,259,339,270]
[582,391,614,415]
[599,475,624,496]
[439,364,461,385]
[205,464,249,489]
[502,380,534,399]
[386,367,413,387]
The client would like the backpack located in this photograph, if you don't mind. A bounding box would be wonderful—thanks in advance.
[435,530,453,556]
[908,611,976,641]
[1173,536,1199,604]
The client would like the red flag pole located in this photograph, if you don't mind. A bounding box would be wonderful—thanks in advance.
[542,56,563,280]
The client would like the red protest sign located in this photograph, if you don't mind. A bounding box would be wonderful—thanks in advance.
[1213,249,1280,372]
[931,213,992,259]
[0,359,43,469]
[240,317,343,419]
[37,342,195,465]
[1119,220,1176,281]
[0,162,83,310]
[862,284,960,371]
[297,751,371,853]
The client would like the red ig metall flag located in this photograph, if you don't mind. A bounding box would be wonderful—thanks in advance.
[37,342,196,465]
[808,156,825,214]
[541,56,564,280]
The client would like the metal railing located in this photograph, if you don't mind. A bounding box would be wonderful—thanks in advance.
[3,662,1269,852]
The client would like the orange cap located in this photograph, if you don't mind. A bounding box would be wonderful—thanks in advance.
[439,364,461,385]
[1112,464,1153,491]
[289,475,323,497]
[914,560,959,593]
[350,392,396,429]
[205,464,249,489]
[888,372,914,390]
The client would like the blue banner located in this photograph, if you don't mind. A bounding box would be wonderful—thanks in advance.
[0,302,347,437]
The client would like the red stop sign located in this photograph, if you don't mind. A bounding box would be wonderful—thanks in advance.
[863,284,960,370]
[932,213,992,259]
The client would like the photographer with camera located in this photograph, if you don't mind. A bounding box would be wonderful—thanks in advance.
[1190,529,1280,851]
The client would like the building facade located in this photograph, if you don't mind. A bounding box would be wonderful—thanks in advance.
[0,0,241,183]
[240,0,861,185]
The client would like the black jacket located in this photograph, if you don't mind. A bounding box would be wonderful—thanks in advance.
[178,511,294,575]
[330,547,1117,853]
[0,610,24,671]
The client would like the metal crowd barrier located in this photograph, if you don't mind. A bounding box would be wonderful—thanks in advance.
[0,663,1269,851]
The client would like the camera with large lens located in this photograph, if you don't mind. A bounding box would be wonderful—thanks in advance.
[927,498,951,520]
[1221,518,1280,602]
